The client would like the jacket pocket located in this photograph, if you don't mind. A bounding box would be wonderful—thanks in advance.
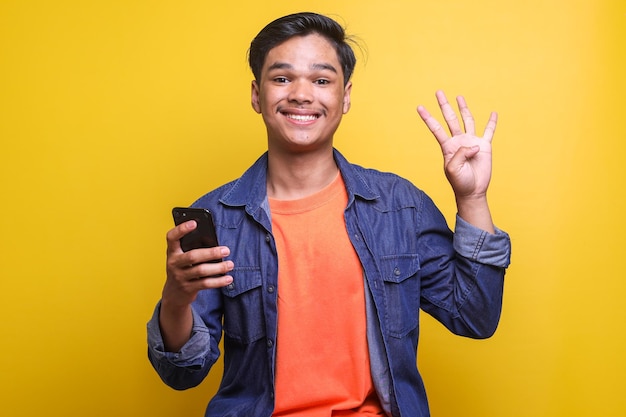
[221,266,265,344]
[380,254,421,338]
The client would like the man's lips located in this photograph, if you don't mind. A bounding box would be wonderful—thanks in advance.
[278,107,323,123]
[284,113,319,122]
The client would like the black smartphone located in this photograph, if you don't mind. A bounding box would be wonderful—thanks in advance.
[172,207,220,260]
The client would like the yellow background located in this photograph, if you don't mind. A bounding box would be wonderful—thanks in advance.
[1,1,624,416]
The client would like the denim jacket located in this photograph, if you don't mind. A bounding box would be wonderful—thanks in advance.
[147,149,511,417]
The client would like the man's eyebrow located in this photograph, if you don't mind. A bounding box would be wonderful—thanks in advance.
[266,62,293,72]
[266,62,338,73]
[311,63,338,73]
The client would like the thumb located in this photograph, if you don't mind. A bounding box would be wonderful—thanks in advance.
[462,145,480,159]
[446,145,479,168]
[445,146,480,182]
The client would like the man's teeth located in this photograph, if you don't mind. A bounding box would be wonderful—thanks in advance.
[286,114,317,122]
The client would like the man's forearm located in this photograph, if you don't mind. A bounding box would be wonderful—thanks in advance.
[159,301,193,353]
[455,194,495,234]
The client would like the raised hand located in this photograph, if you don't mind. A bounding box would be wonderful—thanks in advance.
[417,90,497,199]
[417,90,497,233]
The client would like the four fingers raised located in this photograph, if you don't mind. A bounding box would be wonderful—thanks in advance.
[418,90,497,141]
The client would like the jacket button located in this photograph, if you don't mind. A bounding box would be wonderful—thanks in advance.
[265,234,271,243]
[267,339,273,347]
[394,267,401,276]
[267,285,275,293]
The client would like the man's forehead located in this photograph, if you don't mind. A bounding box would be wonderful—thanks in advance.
[265,61,338,74]
[262,34,340,69]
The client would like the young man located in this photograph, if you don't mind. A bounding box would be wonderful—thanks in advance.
[148,12,511,417]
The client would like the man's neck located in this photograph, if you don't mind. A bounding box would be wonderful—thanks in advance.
[266,147,338,200]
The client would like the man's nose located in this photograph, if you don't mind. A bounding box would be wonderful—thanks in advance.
[288,79,313,103]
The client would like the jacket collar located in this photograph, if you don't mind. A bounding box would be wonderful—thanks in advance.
[219,148,379,212]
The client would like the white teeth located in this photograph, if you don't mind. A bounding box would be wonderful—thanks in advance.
[286,114,317,122]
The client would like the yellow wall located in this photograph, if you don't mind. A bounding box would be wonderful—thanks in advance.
[1,1,624,416]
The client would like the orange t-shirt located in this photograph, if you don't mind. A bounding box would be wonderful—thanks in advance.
[269,173,384,416]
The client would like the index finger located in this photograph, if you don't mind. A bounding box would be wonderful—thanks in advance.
[483,111,498,142]
[417,105,449,145]
[166,220,197,254]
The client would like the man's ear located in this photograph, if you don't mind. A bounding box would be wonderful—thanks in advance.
[342,81,352,114]
[251,80,261,114]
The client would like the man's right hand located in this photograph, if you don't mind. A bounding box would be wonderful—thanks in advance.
[159,220,234,352]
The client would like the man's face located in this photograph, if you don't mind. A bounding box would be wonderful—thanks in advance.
[251,33,352,154]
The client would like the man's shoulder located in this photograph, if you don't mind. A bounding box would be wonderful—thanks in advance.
[334,149,418,192]
[192,152,269,210]
[190,179,238,208]
[339,160,430,214]
[345,160,422,195]
[350,162,410,183]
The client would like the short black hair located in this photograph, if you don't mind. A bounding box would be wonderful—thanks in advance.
[248,12,357,86]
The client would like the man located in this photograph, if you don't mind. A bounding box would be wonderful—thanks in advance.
[148,11,511,417]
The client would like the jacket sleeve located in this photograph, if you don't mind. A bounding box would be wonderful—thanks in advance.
[418,197,512,339]
[146,301,220,390]
[453,215,511,269]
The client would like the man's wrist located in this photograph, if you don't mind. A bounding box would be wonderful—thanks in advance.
[455,194,495,234]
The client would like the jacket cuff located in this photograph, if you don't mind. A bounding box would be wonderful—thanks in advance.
[146,301,211,368]
[453,214,512,268]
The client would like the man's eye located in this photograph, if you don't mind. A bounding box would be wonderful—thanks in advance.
[315,79,330,85]
[274,77,289,83]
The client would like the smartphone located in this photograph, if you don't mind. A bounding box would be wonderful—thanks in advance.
[172,207,220,261]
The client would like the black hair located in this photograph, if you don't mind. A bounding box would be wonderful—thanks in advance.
[248,12,357,86]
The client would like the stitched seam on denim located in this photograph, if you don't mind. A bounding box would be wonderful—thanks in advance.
[455,263,480,316]
[473,230,487,260]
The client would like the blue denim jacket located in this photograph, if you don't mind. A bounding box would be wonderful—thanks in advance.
[147,149,511,417]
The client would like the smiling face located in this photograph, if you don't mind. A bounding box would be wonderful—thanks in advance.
[251,33,352,154]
